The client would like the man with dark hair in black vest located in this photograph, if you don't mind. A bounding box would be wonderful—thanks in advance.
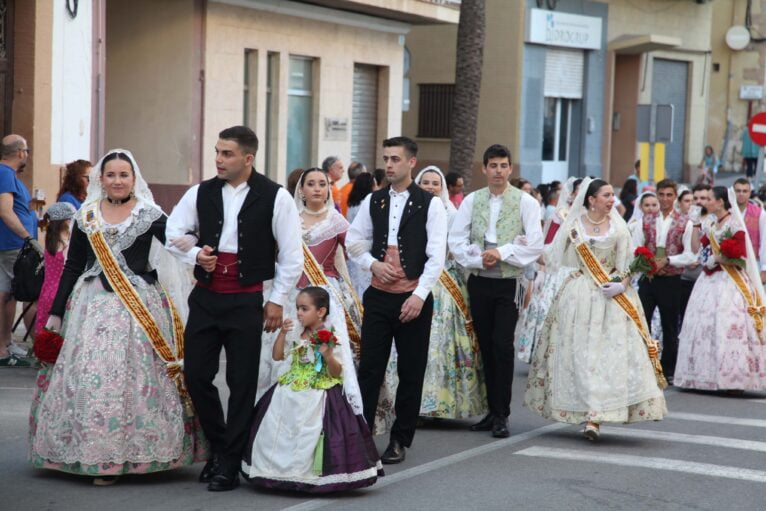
[347,136,447,464]
[166,126,302,491]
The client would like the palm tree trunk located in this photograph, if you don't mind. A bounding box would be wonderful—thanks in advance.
[449,0,486,186]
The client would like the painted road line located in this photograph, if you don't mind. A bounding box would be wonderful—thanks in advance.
[515,446,766,483]
[600,426,766,452]
[279,422,570,511]
[669,412,766,428]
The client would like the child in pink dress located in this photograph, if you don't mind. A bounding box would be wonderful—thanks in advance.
[34,202,76,339]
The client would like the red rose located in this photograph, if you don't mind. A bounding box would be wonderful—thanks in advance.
[634,246,655,260]
[33,329,64,365]
[316,330,333,343]
[720,231,747,260]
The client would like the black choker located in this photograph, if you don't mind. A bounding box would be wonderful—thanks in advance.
[105,196,131,205]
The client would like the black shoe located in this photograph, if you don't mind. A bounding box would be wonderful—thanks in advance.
[380,439,406,464]
[207,471,240,492]
[491,417,510,438]
[198,455,220,483]
[469,414,495,432]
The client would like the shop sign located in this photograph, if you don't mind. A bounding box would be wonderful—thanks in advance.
[527,8,602,51]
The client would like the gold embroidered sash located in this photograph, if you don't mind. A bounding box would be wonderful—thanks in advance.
[569,228,668,389]
[302,243,363,356]
[84,204,193,413]
[439,269,479,353]
[708,230,765,334]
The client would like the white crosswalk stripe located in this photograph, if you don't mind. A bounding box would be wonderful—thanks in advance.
[516,446,766,483]
[668,411,766,428]
[600,426,766,452]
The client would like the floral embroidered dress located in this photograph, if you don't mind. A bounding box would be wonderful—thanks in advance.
[243,335,382,493]
[29,201,208,476]
[675,216,766,390]
[524,219,667,424]
[257,210,363,400]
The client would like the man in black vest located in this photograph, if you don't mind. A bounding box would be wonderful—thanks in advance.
[166,126,302,491]
[347,136,447,464]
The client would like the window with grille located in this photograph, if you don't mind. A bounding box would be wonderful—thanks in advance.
[417,84,454,138]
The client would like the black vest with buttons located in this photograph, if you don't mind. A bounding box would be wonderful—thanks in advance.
[194,169,280,285]
[370,182,430,280]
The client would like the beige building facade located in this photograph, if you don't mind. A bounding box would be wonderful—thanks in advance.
[707,0,766,173]
[7,0,457,216]
[404,0,714,189]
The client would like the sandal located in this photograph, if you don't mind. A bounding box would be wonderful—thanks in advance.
[93,476,119,486]
[582,422,600,441]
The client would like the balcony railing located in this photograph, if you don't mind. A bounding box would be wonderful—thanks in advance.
[418,0,461,8]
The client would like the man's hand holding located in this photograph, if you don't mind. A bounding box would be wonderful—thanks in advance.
[196,245,217,272]
[399,295,424,323]
[481,248,502,269]
[264,301,284,333]
[371,261,399,284]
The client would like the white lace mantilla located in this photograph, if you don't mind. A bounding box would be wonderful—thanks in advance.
[77,201,163,284]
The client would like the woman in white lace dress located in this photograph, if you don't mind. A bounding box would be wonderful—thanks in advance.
[524,178,667,441]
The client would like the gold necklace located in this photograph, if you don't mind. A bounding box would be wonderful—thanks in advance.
[585,212,608,234]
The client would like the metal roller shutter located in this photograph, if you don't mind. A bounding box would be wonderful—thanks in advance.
[544,48,584,99]
[352,64,378,169]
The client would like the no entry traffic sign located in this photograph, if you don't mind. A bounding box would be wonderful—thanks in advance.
[748,112,766,146]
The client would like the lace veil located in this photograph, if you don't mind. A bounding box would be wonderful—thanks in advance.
[86,148,193,322]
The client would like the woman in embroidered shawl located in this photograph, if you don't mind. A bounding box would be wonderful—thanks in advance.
[675,186,766,391]
[524,178,667,441]
[29,150,207,484]
[256,168,364,401]
[373,167,487,434]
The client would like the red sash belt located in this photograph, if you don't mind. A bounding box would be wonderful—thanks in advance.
[196,252,264,294]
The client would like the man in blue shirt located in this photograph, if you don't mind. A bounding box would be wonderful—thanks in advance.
[0,134,39,367]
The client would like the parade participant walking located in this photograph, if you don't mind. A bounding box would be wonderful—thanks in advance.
[256,167,363,398]
[632,179,696,384]
[676,187,766,391]
[524,178,667,441]
[377,166,486,428]
[733,178,766,281]
[242,287,381,492]
[347,136,447,464]
[449,144,543,438]
[33,202,76,338]
[166,126,303,491]
[31,150,208,485]
[679,184,711,323]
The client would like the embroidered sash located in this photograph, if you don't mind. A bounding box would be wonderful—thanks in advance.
[438,269,479,353]
[302,243,363,356]
[568,227,668,389]
[83,203,193,413]
[708,229,766,334]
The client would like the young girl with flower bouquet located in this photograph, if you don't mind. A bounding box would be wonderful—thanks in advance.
[676,186,766,391]
[242,286,382,492]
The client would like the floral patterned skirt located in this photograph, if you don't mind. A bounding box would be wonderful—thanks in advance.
[676,270,766,390]
[29,278,208,476]
[374,268,487,433]
[523,274,667,424]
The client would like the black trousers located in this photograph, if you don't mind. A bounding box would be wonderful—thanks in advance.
[639,275,681,379]
[467,275,519,419]
[358,287,433,447]
[184,286,263,472]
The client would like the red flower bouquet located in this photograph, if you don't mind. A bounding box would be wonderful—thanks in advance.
[718,229,747,269]
[33,328,64,364]
[611,246,657,282]
[309,328,338,348]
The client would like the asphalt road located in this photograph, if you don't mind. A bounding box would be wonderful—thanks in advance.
[3,353,766,511]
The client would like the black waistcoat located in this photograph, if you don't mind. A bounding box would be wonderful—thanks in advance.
[370,182,430,280]
[194,169,280,285]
